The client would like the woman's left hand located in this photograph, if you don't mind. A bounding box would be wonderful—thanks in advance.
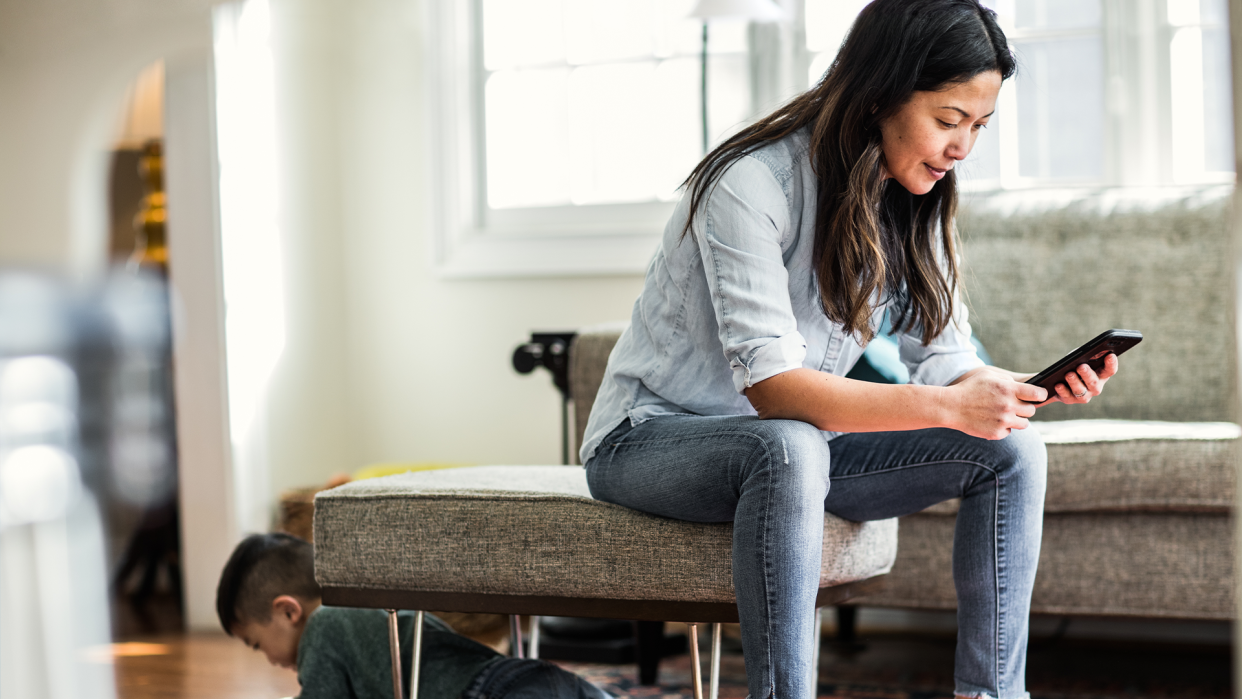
[1047,352,1119,406]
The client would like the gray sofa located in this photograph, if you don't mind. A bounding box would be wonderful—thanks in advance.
[571,186,1238,622]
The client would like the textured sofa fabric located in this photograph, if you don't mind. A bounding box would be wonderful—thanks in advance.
[957,186,1236,423]
[863,188,1239,620]
[314,466,897,603]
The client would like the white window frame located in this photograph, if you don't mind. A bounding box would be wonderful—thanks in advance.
[427,0,677,278]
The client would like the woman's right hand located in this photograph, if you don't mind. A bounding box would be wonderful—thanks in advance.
[946,367,1047,440]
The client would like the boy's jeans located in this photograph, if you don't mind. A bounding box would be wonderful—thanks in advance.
[585,415,1047,699]
[462,657,613,699]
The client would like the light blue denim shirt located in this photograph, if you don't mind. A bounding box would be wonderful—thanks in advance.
[579,127,984,465]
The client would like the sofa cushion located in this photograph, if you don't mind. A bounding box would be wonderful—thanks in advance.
[959,187,1236,423]
[920,419,1241,515]
[862,510,1234,619]
[570,324,627,465]
[314,465,897,604]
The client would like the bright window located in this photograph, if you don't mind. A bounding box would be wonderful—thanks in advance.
[480,0,751,209]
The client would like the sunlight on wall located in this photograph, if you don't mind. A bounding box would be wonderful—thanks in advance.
[213,0,285,533]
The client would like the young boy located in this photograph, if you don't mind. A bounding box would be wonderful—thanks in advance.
[217,532,613,699]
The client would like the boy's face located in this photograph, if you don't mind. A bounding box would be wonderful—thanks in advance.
[232,595,317,670]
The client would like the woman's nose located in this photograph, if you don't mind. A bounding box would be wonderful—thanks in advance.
[946,131,972,160]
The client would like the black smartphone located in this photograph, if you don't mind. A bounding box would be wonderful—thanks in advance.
[1025,329,1143,400]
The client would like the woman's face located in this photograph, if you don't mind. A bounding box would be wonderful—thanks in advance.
[878,71,1002,195]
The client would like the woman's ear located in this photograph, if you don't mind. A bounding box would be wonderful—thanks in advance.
[271,595,305,624]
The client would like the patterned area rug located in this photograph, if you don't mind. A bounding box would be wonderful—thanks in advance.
[563,654,950,699]
[559,636,1232,699]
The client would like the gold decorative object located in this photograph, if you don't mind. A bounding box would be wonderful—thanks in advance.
[128,139,167,274]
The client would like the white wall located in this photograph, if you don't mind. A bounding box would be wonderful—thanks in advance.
[262,0,645,498]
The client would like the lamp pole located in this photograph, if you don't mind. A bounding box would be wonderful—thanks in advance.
[689,0,787,154]
[701,22,710,154]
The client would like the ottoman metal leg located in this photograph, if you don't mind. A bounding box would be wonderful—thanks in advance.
[528,615,541,659]
[386,609,403,699]
[509,614,525,659]
[811,607,823,693]
[709,622,722,699]
[688,623,704,699]
[410,610,425,699]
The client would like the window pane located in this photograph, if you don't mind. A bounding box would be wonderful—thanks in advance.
[567,62,662,203]
[960,107,1002,186]
[1202,25,1234,172]
[1167,0,1202,26]
[804,0,870,54]
[485,69,572,208]
[651,58,706,199]
[1200,0,1229,25]
[1015,0,1100,29]
[564,0,657,65]
[481,0,751,209]
[1014,36,1104,180]
[482,0,565,70]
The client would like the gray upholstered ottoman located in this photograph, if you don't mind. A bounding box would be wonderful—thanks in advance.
[315,465,896,616]
[314,464,897,699]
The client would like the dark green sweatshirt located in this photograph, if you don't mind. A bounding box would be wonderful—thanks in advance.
[295,607,501,699]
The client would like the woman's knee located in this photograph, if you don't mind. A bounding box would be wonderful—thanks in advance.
[744,419,832,496]
[995,426,1048,492]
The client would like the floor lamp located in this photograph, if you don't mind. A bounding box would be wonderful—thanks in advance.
[688,0,787,153]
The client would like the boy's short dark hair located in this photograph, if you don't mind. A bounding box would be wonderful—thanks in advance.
[216,532,322,634]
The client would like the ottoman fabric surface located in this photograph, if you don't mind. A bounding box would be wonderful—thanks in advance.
[314,465,898,604]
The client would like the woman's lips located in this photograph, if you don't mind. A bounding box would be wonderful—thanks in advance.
[924,163,948,180]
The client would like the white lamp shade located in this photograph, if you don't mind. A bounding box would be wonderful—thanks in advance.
[688,0,787,21]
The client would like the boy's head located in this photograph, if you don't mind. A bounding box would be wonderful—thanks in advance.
[216,532,322,669]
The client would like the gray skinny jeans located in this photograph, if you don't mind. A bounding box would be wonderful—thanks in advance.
[584,415,1047,699]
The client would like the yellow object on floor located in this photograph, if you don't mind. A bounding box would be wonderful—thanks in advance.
[353,463,472,481]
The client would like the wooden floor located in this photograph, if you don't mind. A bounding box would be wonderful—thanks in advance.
[113,634,300,699]
[112,628,1232,699]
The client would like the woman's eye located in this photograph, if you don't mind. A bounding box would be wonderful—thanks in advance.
[938,120,955,128]
[973,122,987,130]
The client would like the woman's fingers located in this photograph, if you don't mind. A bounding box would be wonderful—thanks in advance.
[1097,352,1120,380]
[1062,371,1090,403]
[1052,382,1072,403]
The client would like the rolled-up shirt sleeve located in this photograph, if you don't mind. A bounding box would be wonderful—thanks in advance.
[898,289,985,386]
[690,155,808,394]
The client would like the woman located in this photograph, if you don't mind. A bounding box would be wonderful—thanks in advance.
[581,1,1119,698]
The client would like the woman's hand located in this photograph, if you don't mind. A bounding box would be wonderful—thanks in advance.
[1043,352,1119,406]
[946,367,1047,440]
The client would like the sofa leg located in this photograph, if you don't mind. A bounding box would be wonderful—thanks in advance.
[836,605,857,644]
[509,614,525,659]
[410,610,425,699]
[709,623,722,699]
[386,609,403,699]
[688,623,704,699]
[635,620,664,685]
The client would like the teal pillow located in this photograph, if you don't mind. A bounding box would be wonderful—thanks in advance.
[846,312,991,385]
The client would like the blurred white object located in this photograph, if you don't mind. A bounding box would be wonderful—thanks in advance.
[688,0,787,21]
[0,275,117,699]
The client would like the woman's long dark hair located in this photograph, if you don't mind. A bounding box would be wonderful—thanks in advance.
[681,0,1015,344]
